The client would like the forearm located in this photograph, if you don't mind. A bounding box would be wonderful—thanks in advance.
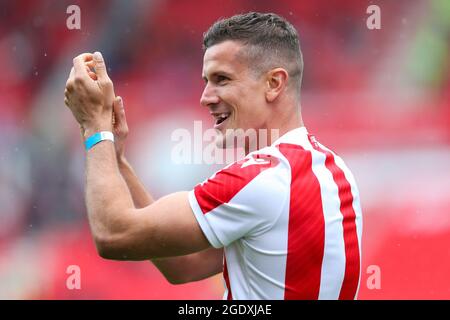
[152,248,223,284]
[85,140,135,242]
[118,157,154,208]
[117,159,207,281]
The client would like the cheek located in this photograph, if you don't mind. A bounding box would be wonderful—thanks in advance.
[240,95,266,118]
[229,84,266,124]
[234,108,265,130]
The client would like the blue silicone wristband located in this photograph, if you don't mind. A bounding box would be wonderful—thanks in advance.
[84,131,114,151]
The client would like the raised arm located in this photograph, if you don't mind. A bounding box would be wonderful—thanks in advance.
[64,52,222,279]
[110,96,154,208]
[111,96,222,283]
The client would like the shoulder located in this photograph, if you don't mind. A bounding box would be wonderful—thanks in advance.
[192,145,291,215]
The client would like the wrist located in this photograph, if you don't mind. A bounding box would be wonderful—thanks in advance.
[84,131,114,151]
[117,154,128,167]
[83,122,113,140]
[118,156,133,174]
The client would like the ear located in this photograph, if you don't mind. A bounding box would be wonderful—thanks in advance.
[265,68,289,102]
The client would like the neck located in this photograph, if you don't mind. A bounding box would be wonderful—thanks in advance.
[244,106,304,155]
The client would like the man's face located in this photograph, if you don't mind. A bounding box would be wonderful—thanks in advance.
[201,40,269,148]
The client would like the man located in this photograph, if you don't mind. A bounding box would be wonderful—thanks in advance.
[64,12,363,300]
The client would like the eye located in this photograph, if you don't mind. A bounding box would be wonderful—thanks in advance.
[216,75,229,84]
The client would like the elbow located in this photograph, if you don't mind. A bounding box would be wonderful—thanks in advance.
[93,230,154,261]
[90,211,137,260]
[96,243,119,260]
[168,280,187,285]
[166,275,191,285]
[94,239,119,260]
[93,234,129,261]
[166,277,183,285]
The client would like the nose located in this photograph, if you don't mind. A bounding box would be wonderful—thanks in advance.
[200,83,220,107]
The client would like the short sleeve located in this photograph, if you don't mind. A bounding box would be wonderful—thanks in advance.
[188,152,290,248]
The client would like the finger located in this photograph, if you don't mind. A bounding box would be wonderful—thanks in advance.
[79,125,86,143]
[92,51,110,82]
[87,70,98,80]
[85,60,95,69]
[112,96,127,128]
[85,59,97,80]
[66,67,76,92]
[73,53,93,80]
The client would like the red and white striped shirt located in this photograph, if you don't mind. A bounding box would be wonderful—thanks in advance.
[188,127,363,300]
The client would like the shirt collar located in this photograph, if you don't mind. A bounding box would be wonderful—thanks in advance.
[271,126,308,146]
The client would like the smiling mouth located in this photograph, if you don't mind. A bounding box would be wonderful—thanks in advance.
[212,112,231,128]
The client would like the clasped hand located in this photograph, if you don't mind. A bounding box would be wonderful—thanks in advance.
[64,52,115,137]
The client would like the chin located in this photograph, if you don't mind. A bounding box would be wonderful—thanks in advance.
[214,130,229,149]
[216,126,244,148]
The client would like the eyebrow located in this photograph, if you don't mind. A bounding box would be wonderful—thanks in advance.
[202,70,233,82]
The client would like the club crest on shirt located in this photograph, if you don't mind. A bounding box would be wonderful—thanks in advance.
[240,154,279,169]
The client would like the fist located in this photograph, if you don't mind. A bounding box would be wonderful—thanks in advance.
[64,52,115,135]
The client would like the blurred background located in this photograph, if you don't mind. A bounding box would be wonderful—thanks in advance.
[0,0,449,299]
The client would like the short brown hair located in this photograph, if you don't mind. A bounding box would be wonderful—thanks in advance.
[203,12,304,96]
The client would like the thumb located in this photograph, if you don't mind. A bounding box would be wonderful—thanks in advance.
[93,51,109,81]
[79,125,86,143]
[113,96,127,128]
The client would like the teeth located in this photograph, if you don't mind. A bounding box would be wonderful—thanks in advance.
[213,113,229,120]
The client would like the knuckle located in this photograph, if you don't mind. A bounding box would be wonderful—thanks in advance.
[100,78,113,89]
[66,81,73,91]
[72,54,85,64]
[74,76,84,85]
